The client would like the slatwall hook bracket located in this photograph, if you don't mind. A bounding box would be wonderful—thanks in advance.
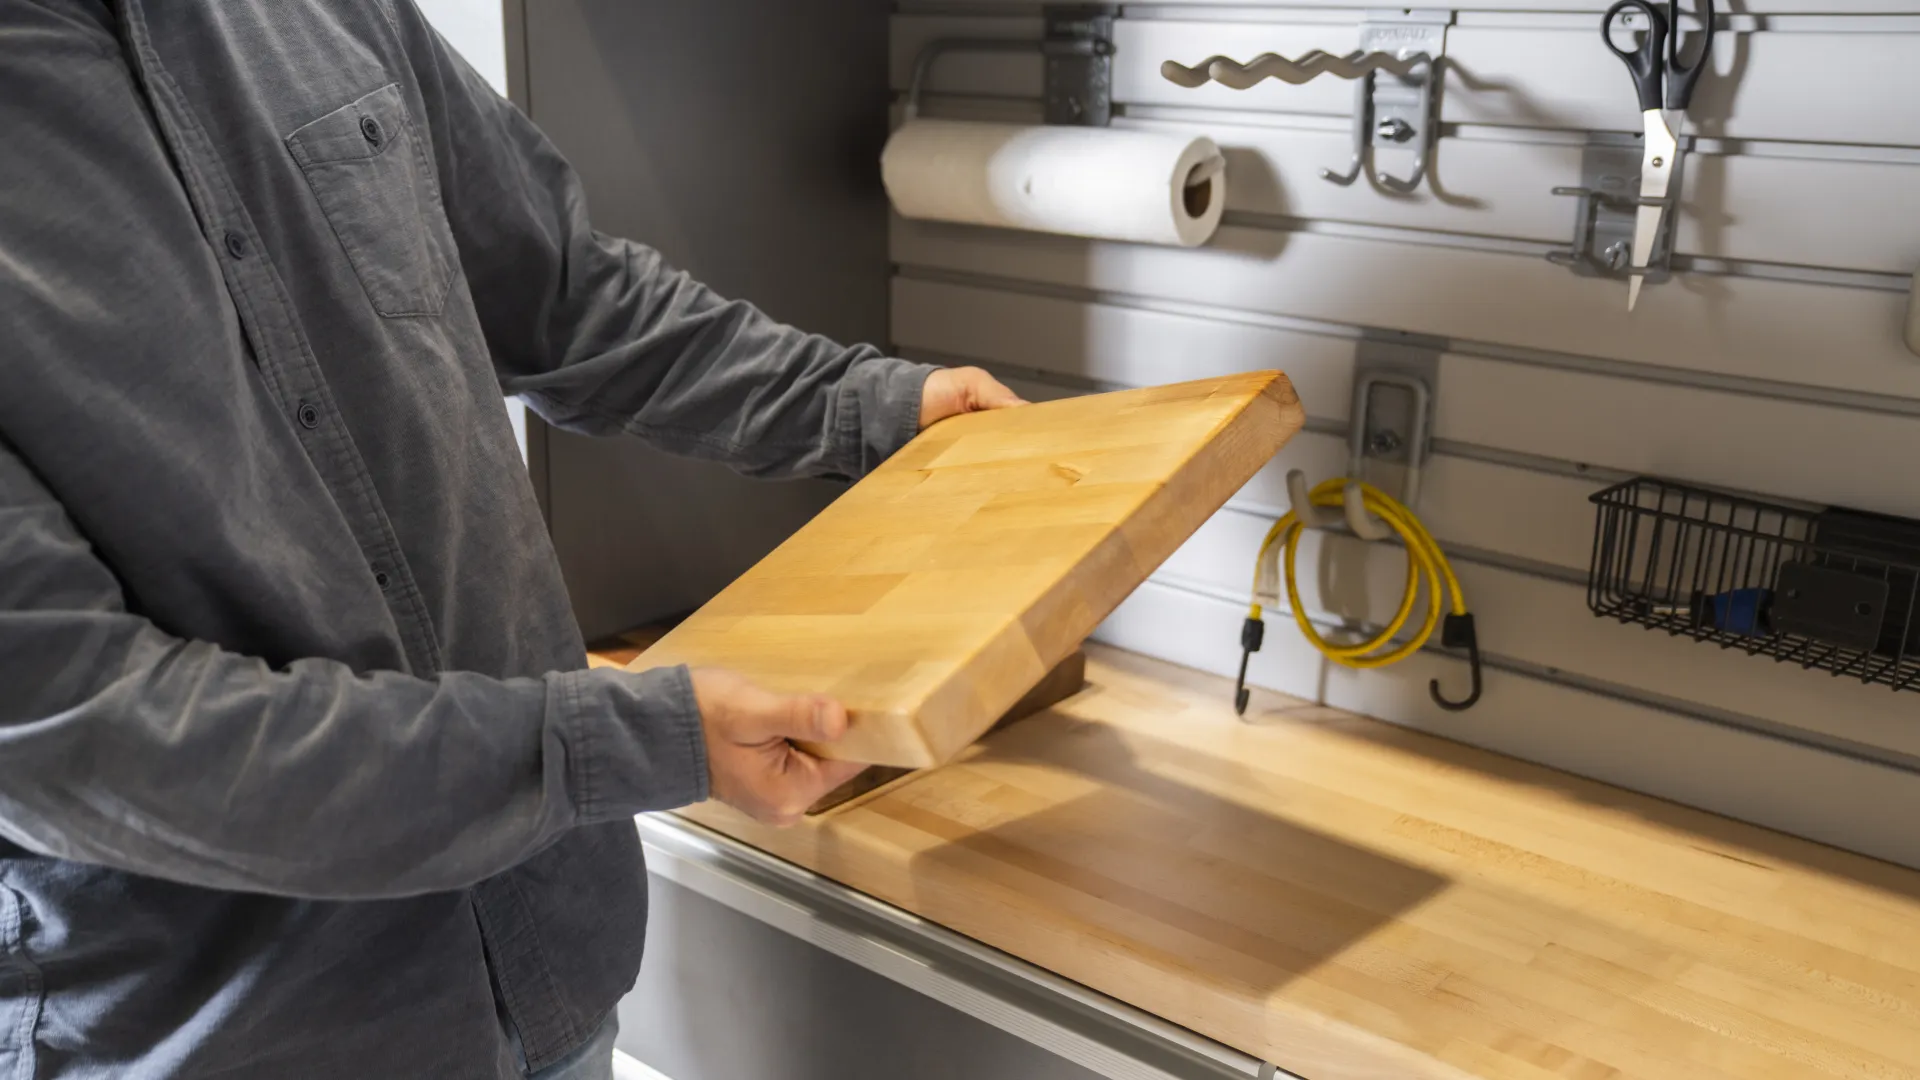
[1546,135,1687,282]
[1283,343,1437,544]
[1347,357,1435,508]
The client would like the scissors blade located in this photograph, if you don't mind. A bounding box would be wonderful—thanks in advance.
[1627,109,1680,312]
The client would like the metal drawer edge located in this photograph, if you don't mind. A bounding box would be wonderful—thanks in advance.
[636,813,1293,1080]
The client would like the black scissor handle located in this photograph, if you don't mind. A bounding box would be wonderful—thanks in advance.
[1602,0,1669,113]
[1664,0,1715,112]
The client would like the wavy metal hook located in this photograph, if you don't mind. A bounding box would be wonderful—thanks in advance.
[1160,49,1431,90]
[1160,32,1444,195]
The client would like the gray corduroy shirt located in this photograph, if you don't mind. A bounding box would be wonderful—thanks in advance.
[0,1,929,1075]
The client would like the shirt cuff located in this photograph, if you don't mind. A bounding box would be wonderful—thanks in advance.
[835,355,936,478]
[553,664,709,822]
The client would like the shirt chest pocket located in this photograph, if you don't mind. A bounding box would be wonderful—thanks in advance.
[286,84,456,318]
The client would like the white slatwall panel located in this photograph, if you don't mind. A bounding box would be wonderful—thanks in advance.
[893,220,1920,403]
[888,8,1920,866]
[895,278,1920,520]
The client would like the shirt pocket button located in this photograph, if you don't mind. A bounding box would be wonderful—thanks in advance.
[360,116,384,146]
[296,402,321,429]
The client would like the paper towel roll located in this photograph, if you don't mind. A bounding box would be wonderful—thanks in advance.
[881,120,1226,248]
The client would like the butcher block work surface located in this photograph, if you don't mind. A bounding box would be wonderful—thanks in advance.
[630,372,1303,768]
[671,647,1920,1080]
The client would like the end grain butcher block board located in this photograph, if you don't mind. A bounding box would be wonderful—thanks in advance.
[631,371,1304,767]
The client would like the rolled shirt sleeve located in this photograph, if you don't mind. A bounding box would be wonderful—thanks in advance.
[0,442,705,900]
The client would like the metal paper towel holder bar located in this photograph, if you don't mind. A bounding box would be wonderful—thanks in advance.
[1160,9,1453,194]
[903,5,1116,126]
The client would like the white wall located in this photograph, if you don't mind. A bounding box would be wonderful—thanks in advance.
[888,6,1920,868]
[415,0,507,93]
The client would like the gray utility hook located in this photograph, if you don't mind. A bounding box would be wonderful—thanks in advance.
[1159,10,1452,196]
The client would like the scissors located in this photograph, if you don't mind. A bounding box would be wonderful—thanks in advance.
[1601,0,1715,311]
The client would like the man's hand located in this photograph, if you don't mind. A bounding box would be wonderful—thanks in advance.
[918,366,1026,430]
[692,668,869,826]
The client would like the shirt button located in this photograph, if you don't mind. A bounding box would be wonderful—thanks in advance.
[296,401,320,429]
[374,571,391,590]
[360,116,384,146]
[223,231,249,259]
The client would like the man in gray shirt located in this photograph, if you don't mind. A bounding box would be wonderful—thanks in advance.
[0,1,1018,1076]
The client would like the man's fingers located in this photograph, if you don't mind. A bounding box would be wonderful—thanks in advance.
[807,755,870,793]
[763,751,870,825]
[952,367,1026,412]
[971,372,1027,410]
[691,667,867,826]
[919,367,1027,429]
[735,688,846,745]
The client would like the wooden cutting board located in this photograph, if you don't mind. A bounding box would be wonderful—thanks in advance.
[630,371,1303,767]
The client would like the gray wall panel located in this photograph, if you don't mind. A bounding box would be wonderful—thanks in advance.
[524,0,893,640]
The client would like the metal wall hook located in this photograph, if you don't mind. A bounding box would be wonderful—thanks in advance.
[1161,9,1452,196]
[1373,58,1439,193]
[1320,76,1371,185]
[1286,470,1393,540]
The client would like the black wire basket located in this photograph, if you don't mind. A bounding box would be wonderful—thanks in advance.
[1588,477,1920,693]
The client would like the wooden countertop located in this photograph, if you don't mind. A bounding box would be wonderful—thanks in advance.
[630,643,1920,1080]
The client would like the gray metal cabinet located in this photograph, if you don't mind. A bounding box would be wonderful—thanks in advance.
[512,0,892,642]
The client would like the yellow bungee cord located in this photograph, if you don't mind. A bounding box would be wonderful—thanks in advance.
[1233,476,1482,714]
